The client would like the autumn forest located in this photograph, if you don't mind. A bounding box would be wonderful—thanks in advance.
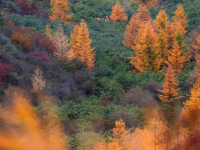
[0,0,200,149]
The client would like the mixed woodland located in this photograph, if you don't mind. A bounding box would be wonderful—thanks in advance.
[1,0,200,149]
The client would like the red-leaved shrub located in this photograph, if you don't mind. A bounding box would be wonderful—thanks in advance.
[10,32,33,51]
[0,63,12,87]
[17,0,39,16]
[29,52,49,62]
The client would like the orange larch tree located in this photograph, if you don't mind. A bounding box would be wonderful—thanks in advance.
[130,23,161,72]
[190,26,200,59]
[69,25,80,59]
[45,25,53,41]
[181,74,200,130]
[78,22,95,70]
[167,41,186,73]
[156,10,168,30]
[137,5,151,22]
[49,0,71,23]
[158,65,181,103]
[158,29,168,65]
[173,4,187,36]
[110,2,128,22]
[123,14,142,48]
[132,0,157,7]
[69,22,95,70]
[165,22,176,51]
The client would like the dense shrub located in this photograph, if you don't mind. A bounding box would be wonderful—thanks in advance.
[10,32,33,51]
[33,32,56,53]
[16,0,39,16]
[124,88,157,108]
[29,52,49,62]
[0,63,12,87]
[111,110,140,128]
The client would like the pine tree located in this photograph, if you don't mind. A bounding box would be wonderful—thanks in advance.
[173,4,187,36]
[156,10,168,30]
[50,0,71,23]
[167,41,186,73]
[110,2,128,22]
[137,5,151,22]
[158,65,181,103]
[130,23,161,72]
[123,14,142,48]
[69,22,95,70]
[53,24,69,60]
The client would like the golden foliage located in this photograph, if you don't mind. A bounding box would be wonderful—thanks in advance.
[69,21,95,69]
[45,24,53,40]
[31,67,46,92]
[167,41,186,73]
[123,15,142,48]
[156,10,168,30]
[181,74,200,131]
[137,5,151,22]
[0,91,68,150]
[158,65,181,103]
[110,2,128,22]
[130,23,161,72]
[165,22,176,51]
[49,0,71,23]
[173,4,187,36]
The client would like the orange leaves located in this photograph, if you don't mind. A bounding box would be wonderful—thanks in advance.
[167,41,187,73]
[110,2,128,22]
[156,10,168,30]
[137,5,151,22]
[10,32,33,51]
[123,15,142,48]
[181,74,200,131]
[49,0,71,23]
[69,22,95,70]
[130,23,161,72]
[158,65,181,103]
[173,4,187,36]
[0,91,68,150]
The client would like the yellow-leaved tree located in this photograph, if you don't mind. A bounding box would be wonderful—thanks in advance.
[50,0,71,23]
[69,21,95,70]
[130,23,161,72]
[167,41,186,73]
[158,65,181,103]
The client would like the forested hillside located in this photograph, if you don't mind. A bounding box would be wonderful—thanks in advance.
[0,0,200,149]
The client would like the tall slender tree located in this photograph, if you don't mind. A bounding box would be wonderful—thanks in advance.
[69,22,95,70]
[53,24,69,60]
[167,41,186,73]
[137,5,151,22]
[130,23,160,72]
[173,4,187,36]
[156,10,168,30]
[123,15,142,48]
[158,65,181,103]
